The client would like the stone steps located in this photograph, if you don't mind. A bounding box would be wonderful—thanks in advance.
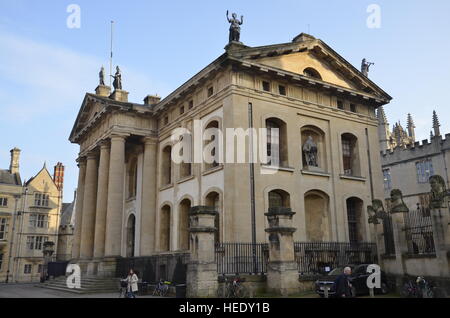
[37,276,121,294]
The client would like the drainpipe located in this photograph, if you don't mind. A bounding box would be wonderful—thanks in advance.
[5,195,20,283]
[248,102,257,273]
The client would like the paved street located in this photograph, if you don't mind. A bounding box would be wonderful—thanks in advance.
[0,283,165,298]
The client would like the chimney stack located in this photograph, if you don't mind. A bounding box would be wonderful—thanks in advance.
[143,94,161,106]
[9,148,21,174]
[53,162,65,196]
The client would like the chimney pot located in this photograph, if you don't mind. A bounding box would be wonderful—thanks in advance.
[9,148,21,174]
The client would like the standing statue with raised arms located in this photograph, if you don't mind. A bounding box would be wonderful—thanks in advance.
[226,10,244,43]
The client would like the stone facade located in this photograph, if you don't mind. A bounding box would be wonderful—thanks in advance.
[380,111,450,209]
[0,149,63,282]
[69,33,391,281]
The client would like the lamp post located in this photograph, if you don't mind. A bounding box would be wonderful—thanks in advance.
[41,241,55,283]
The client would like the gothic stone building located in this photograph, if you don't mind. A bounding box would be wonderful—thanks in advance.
[380,110,450,211]
[0,149,63,282]
[69,33,391,275]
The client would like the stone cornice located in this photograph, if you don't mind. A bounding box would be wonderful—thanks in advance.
[228,56,390,106]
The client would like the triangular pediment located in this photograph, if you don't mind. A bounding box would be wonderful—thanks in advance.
[69,94,108,142]
[228,33,391,100]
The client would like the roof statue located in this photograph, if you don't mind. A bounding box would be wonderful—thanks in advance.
[111,66,122,90]
[361,58,374,77]
[226,10,243,43]
[99,66,106,86]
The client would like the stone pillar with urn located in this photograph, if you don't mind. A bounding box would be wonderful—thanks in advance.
[265,207,299,296]
[186,206,218,298]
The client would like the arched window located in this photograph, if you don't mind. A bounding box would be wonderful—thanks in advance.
[160,205,171,251]
[266,118,288,167]
[180,135,192,178]
[346,197,365,243]
[341,133,360,176]
[128,158,138,198]
[205,191,221,243]
[204,120,220,170]
[178,199,191,251]
[161,146,172,185]
[268,189,290,209]
[303,67,322,80]
[301,125,327,172]
[126,214,136,257]
[304,190,331,242]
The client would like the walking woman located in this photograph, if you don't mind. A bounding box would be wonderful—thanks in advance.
[126,269,139,298]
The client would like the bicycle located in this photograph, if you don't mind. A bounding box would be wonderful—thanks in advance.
[217,276,248,298]
[400,277,435,298]
[118,279,128,298]
[152,279,171,297]
[416,276,434,298]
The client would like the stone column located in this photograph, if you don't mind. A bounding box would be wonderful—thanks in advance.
[390,210,408,277]
[79,153,98,261]
[104,134,126,257]
[140,137,158,255]
[93,141,110,259]
[71,157,86,260]
[186,206,218,298]
[265,207,299,296]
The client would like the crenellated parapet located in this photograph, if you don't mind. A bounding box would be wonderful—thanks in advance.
[381,133,450,165]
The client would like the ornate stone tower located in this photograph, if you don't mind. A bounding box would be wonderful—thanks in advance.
[377,107,391,152]
[407,113,416,142]
[433,110,441,137]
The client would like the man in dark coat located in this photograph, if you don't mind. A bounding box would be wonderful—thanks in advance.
[334,267,353,298]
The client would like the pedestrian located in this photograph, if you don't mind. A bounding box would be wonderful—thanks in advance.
[334,266,353,298]
[126,269,139,298]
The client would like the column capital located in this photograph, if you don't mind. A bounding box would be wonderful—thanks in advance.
[98,139,111,150]
[86,151,98,160]
[109,132,129,141]
[76,156,87,166]
[141,136,158,146]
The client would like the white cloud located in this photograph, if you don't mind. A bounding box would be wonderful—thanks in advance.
[0,30,170,122]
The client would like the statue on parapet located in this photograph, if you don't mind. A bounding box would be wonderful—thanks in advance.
[227,10,243,43]
[361,58,374,77]
[111,66,122,90]
[368,199,386,224]
[429,175,448,209]
[390,189,409,213]
[99,66,106,86]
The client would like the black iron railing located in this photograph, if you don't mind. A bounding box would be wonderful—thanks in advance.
[404,204,435,255]
[294,242,377,276]
[115,253,190,284]
[215,243,268,275]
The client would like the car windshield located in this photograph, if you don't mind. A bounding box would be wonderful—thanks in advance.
[328,267,345,275]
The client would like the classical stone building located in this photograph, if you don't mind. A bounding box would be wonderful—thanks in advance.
[69,32,392,276]
[0,148,64,282]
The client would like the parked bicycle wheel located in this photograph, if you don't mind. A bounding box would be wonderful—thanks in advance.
[235,285,249,298]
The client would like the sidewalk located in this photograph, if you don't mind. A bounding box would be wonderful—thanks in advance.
[0,283,166,298]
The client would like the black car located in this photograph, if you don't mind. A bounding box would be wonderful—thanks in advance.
[314,264,390,297]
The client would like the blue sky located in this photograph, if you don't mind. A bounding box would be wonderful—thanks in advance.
[1,0,450,202]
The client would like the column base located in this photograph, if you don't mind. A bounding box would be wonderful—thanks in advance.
[266,261,300,296]
[186,262,218,298]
